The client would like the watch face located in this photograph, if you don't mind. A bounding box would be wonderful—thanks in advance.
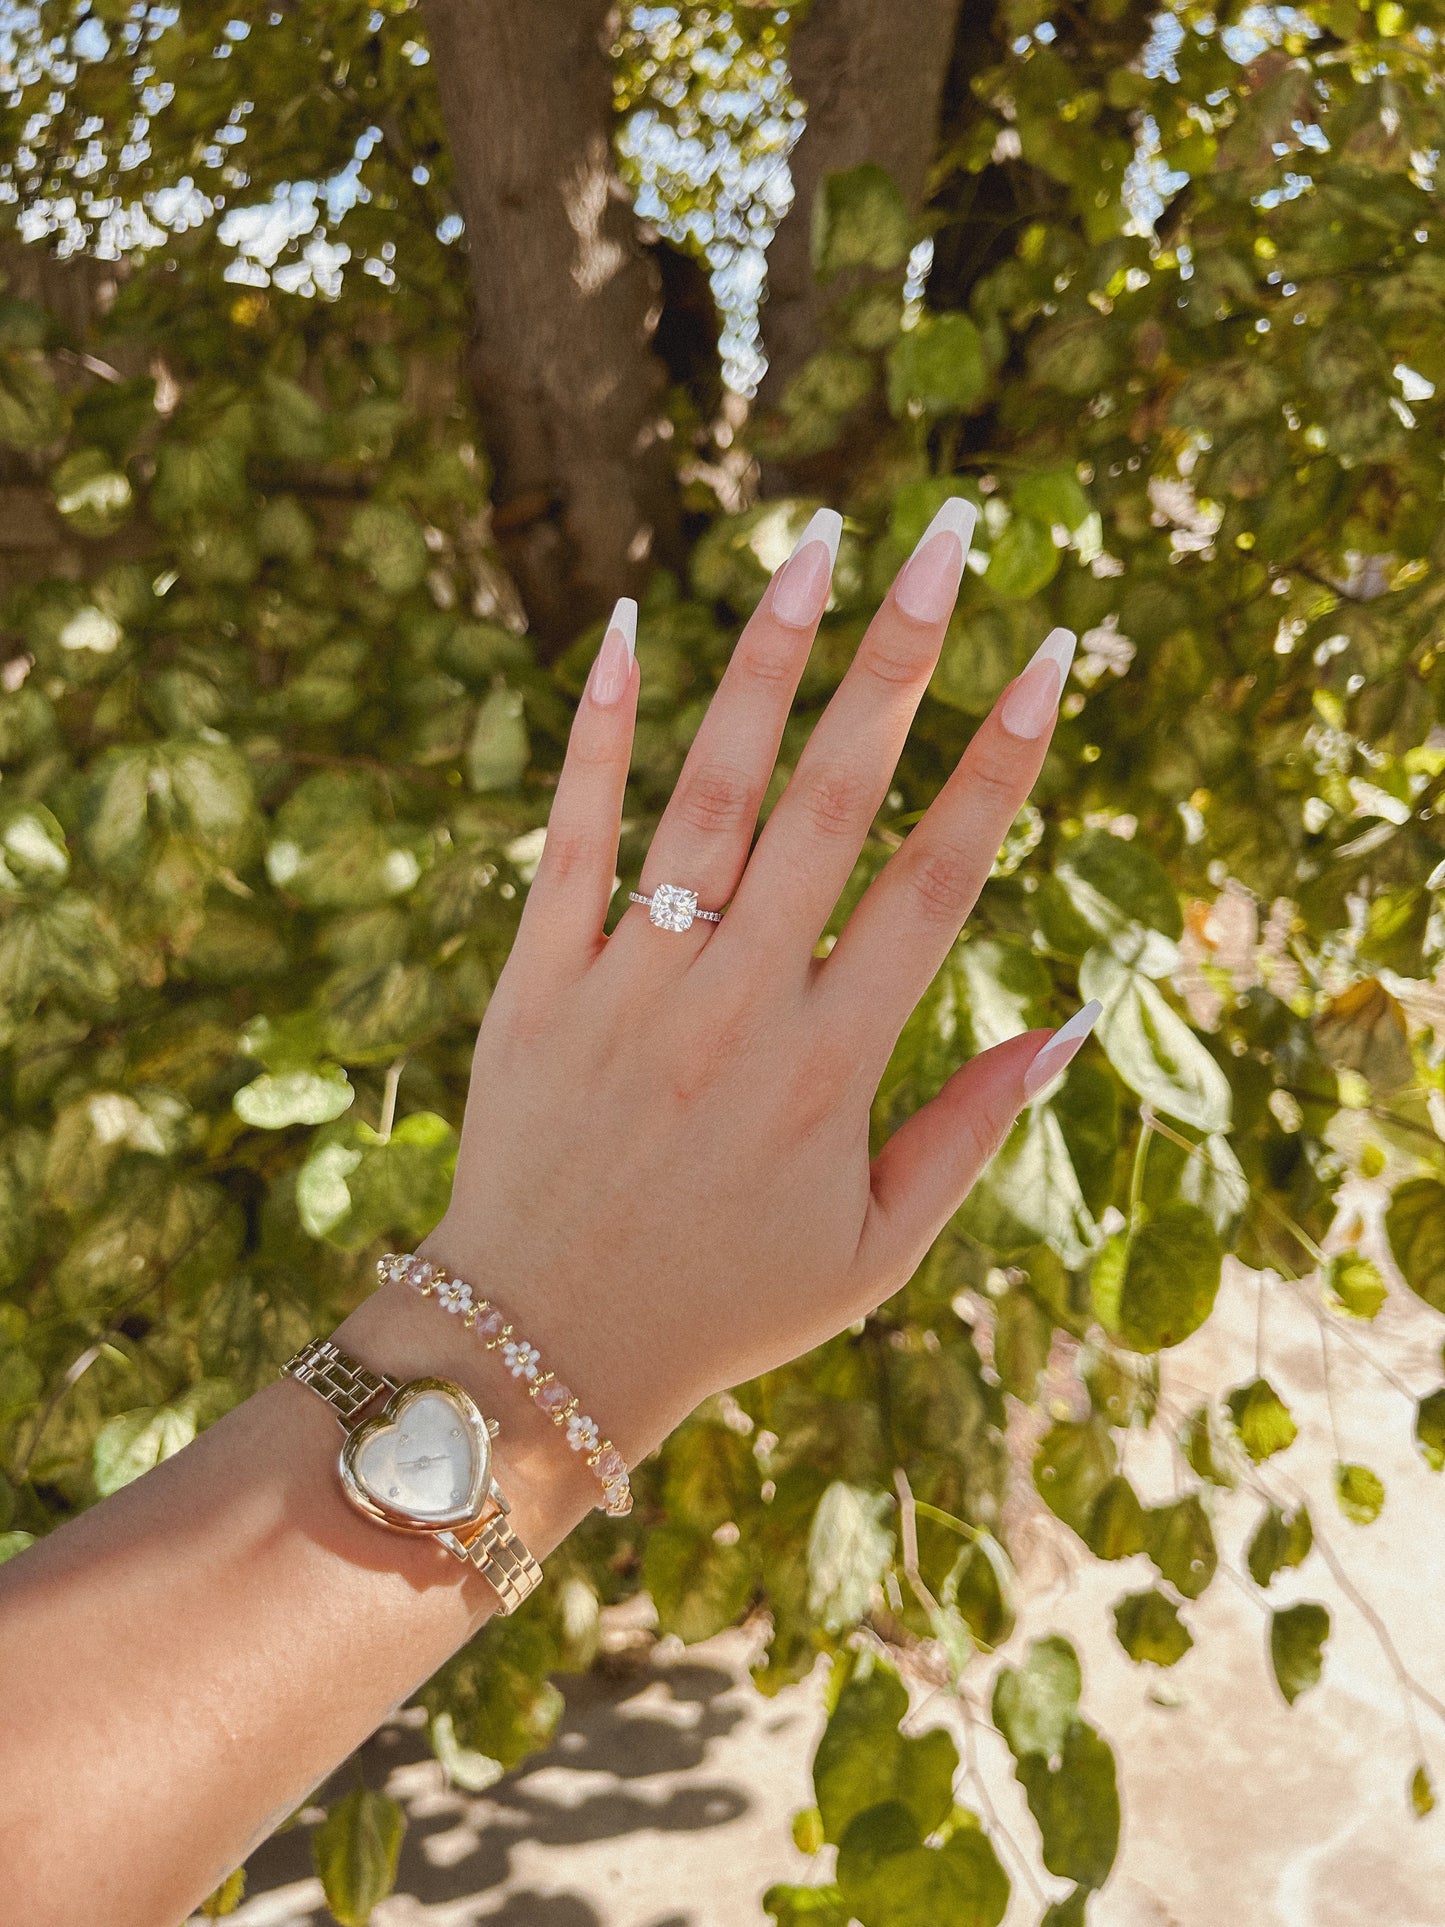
[340,1377,492,1534]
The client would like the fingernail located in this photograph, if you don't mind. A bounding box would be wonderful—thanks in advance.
[999,627,1076,740]
[1023,1000,1102,1099]
[895,497,978,624]
[590,597,637,706]
[771,507,843,629]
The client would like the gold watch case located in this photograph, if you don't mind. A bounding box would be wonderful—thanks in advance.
[337,1375,499,1537]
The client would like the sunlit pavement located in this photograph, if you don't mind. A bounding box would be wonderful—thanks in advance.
[225,1184,1445,1926]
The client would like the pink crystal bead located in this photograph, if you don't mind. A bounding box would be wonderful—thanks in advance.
[402,1257,434,1292]
[474,1308,505,1339]
[595,1446,627,1482]
[378,1253,408,1287]
[536,1382,572,1417]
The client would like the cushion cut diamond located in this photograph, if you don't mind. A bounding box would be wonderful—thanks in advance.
[649,883,698,931]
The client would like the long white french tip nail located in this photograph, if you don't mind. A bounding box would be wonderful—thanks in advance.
[918,495,979,553]
[895,497,978,623]
[610,596,638,663]
[1023,999,1102,1099]
[787,507,843,566]
[999,626,1077,739]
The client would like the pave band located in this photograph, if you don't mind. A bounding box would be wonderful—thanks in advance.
[628,884,724,932]
[380,1253,633,1517]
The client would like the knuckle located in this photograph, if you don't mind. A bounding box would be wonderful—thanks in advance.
[965,733,1024,812]
[796,762,870,840]
[904,841,979,924]
[860,633,935,689]
[675,761,756,838]
[536,830,593,886]
[738,637,797,686]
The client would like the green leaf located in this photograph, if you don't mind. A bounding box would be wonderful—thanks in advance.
[643,1524,754,1643]
[1055,829,1183,961]
[1016,1722,1120,1890]
[428,1711,504,1793]
[1324,1252,1388,1319]
[1080,950,1232,1134]
[93,1399,200,1496]
[1412,1766,1436,1819]
[1034,1419,1116,1539]
[1014,468,1093,535]
[812,162,912,279]
[419,1611,563,1771]
[311,1788,406,1927]
[52,446,133,536]
[1385,1179,1445,1313]
[1225,1377,1298,1463]
[1084,1475,1148,1561]
[1270,1602,1330,1705]
[1093,1203,1223,1353]
[343,502,429,595]
[959,1105,1096,1269]
[992,1285,1051,1399]
[814,1659,959,1845]
[1246,1503,1314,1587]
[1334,1462,1385,1525]
[764,1884,850,1927]
[199,1868,247,1918]
[806,1481,895,1634]
[0,1530,36,1564]
[233,1067,354,1130]
[835,1801,1010,1927]
[945,1534,1016,1651]
[1414,1389,1445,1471]
[1114,1589,1193,1666]
[1145,1494,1217,1599]
[984,514,1058,600]
[992,1636,1082,1762]
[1042,1891,1090,1927]
[886,312,988,418]
[466,685,529,791]
[0,799,69,895]
[266,772,426,911]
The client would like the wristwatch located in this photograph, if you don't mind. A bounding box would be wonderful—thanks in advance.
[283,1336,544,1614]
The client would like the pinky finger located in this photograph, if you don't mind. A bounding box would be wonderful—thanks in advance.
[515,598,639,970]
[853,1002,1101,1302]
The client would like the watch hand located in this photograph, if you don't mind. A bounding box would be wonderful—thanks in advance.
[398,1454,443,1471]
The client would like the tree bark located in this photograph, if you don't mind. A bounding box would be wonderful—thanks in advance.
[420,0,684,650]
[756,0,966,426]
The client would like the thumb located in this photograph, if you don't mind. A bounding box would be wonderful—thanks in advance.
[854,1002,1101,1301]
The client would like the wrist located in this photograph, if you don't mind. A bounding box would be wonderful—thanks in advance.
[332,1277,598,1564]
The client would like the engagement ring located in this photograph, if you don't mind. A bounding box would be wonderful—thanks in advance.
[628,884,725,932]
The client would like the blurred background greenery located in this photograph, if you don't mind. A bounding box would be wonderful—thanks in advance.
[2,1,1445,1920]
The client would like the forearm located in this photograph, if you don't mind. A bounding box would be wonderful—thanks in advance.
[0,1275,599,1927]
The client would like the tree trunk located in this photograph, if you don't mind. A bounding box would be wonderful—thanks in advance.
[421,0,684,650]
[756,0,966,427]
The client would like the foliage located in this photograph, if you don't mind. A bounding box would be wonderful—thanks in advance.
[2,0,1445,1920]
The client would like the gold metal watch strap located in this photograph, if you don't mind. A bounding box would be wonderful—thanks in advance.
[453,1512,545,1614]
[283,1337,397,1430]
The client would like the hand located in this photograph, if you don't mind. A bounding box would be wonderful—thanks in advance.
[416,502,1097,1462]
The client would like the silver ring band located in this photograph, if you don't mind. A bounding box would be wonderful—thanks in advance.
[628,885,725,932]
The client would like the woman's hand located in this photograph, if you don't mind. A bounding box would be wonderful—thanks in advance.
[419,501,1097,1463]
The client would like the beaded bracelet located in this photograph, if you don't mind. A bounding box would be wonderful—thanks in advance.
[378,1252,633,1517]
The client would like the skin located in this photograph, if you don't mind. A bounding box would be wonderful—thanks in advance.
[0,506,1090,1925]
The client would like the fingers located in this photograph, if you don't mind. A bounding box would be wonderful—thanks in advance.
[723,498,977,960]
[514,599,638,969]
[853,1003,1101,1303]
[822,624,1076,1039]
[625,509,842,944]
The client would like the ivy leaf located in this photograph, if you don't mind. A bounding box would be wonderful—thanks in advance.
[1385,1179,1445,1313]
[1084,1475,1148,1561]
[419,1611,563,1772]
[885,312,988,418]
[1080,950,1232,1134]
[1225,1377,1298,1462]
[1247,1503,1313,1588]
[1414,1390,1445,1472]
[1334,1462,1385,1525]
[1092,1203,1223,1353]
[813,1659,959,1845]
[1114,1589,1193,1667]
[0,1530,36,1564]
[1055,829,1183,968]
[812,162,912,279]
[1016,1722,1120,1890]
[343,502,429,595]
[945,1534,1016,1651]
[1412,1766,1436,1819]
[835,1801,1010,1927]
[232,1067,354,1130]
[806,1481,895,1634]
[992,1636,1082,1762]
[984,514,1058,600]
[959,1105,1096,1268]
[1324,1252,1388,1320]
[1042,1891,1090,1927]
[1034,1418,1116,1539]
[311,1788,406,1927]
[466,685,529,791]
[992,1285,1051,1399]
[644,1524,754,1643]
[198,1868,246,1918]
[93,1398,199,1497]
[1270,1602,1330,1705]
[763,1884,850,1927]
[1145,1494,1217,1599]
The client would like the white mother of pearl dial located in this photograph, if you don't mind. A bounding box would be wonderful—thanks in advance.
[341,1378,491,1532]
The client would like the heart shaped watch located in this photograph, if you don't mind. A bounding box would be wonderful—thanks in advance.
[283,1336,543,1613]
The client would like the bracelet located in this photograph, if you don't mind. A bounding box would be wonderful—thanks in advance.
[378,1252,633,1517]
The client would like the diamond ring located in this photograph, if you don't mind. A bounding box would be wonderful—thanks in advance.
[628,884,725,932]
